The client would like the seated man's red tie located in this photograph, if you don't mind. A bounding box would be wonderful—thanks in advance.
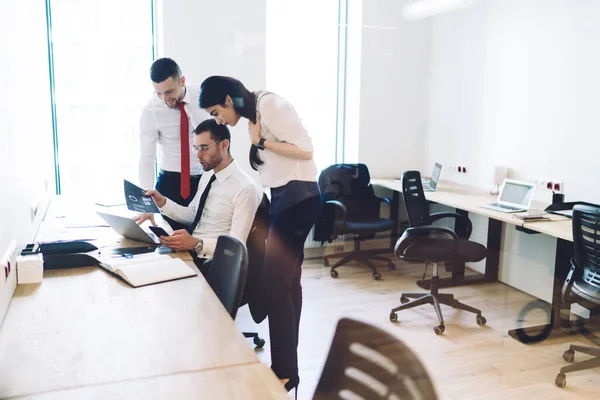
[179,102,191,199]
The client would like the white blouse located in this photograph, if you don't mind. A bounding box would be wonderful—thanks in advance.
[255,91,318,188]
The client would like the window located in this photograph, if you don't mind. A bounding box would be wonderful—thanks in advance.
[47,0,155,201]
[266,0,340,172]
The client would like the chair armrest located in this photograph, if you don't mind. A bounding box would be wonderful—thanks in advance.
[325,200,347,234]
[394,225,459,258]
[378,197,392,206]
[429,212,473,239]
[377,196,392,218]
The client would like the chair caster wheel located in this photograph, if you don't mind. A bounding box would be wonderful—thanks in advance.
[433,325,445,335]
[330,269,339,278]
[323,258,330,267]
[562,350,575,363]
[253,337,266,348]
[476,315,487,326]
[555,373,566,388]
[373,272,382,280]
[388,262,396,270]
[400,296,409,304]
[389,312,398,322]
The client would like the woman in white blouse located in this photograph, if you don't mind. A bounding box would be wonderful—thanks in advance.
[200,76,322,395]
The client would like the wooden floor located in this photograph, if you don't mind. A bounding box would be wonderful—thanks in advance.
[235,255,600,400]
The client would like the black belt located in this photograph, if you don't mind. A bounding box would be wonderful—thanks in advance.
[159,170,202,177]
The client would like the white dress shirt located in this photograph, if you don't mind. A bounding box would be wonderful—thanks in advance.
[138,84,209,189]
[159,160,262,258]
[256,91,318,188]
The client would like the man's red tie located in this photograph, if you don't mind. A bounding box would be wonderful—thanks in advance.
[178,102,191,199]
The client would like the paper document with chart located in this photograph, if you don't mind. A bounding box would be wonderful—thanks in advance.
[124,180,160,213]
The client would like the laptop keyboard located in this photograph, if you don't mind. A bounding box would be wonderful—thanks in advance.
[489,203,522,211]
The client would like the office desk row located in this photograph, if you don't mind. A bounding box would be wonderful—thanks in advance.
[371,178,574,343]
[0,199,287,399]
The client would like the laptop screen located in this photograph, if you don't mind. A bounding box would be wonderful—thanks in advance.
[500,181,534,206]
[430,163,442,187]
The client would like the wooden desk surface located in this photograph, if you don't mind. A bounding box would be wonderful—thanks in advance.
[16,363,287,400]
[372,178,572,236]
[0,197,286,399]
[523,219,573,242]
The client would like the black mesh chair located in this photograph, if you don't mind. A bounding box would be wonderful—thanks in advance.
[314,164,396,280]
[205,235,248,320]
[240,194,270,349]
[555,204,600,388]
[313,318,438,400]
[389,171,487,334]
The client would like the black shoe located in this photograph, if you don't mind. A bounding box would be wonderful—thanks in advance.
[284,376,300,399]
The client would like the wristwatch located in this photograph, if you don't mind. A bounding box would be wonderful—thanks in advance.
[194,238,204,255]
[257,137,266,150]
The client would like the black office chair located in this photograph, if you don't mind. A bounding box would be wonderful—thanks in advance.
[205,235,248,320]
[555,204,600,388]
[389,171,487,334]
[313,318,438,400]
[314,163,396,280]
[240,194,270,349]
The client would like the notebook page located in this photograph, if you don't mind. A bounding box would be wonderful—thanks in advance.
[116,258,197,287]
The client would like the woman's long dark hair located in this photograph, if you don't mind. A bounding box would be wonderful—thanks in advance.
[199,76,263,170]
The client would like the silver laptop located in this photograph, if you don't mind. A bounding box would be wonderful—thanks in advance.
[480,179,536,213]
[422,162,443,192]
[96,211,160,245]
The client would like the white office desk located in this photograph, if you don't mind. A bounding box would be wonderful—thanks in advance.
[0,197,287,399]
[372,178,576,344]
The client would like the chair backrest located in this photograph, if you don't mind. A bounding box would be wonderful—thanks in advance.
[402,170,432,227]
[205,235,249,320]
[313,318,439,400]
[571,205,600,305]
[318,163,379,221]
[242,194,270,323]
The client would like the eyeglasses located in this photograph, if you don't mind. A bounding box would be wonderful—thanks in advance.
[193,140,222,154]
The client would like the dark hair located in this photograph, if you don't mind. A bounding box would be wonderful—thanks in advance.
[199,76,263,170]
[150,58,181,83]
[194,119,231,151]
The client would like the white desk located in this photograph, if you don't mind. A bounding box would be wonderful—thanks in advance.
[372,178,575,343]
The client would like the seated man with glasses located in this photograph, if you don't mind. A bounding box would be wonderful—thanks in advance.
[145,119,262,274]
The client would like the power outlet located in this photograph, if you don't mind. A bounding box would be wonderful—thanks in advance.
[552,181,565,194]
[30,200,39,222]
[0,240,18,327]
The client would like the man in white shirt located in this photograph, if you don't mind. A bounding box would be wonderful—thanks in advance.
[135,58,208,229]
[145,119,262,274]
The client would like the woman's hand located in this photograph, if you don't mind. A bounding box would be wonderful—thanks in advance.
[248,112,262,146]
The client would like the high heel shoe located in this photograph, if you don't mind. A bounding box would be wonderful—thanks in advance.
[284,376,300,400]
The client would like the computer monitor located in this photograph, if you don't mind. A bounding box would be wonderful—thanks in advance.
[498,179,535,208]
[430,162,442,189]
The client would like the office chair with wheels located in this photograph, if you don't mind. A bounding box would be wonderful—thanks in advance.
[555,204,600,388]
[313,318,438,400]
[240,194,270,349]
[314,163,396,280]
[205,235,248,320]
[389,171,487,334]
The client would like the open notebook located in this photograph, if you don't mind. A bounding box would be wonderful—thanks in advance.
[98,253,197,288]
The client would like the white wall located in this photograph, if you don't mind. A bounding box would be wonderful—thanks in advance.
[158,0,266,182]
[425,0,600,300]
[0,0,54,253]
[357,0,431,178]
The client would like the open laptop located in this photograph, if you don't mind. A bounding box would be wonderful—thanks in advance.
[480,179,536,213]
[422,162,443,192]
[96,211,161,245]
